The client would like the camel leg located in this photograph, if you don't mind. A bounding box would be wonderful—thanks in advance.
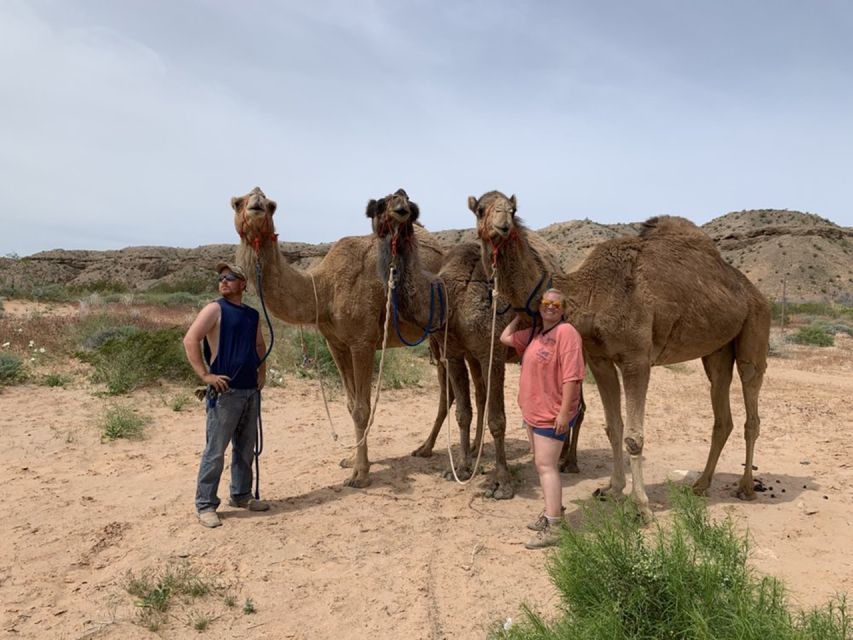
[327,341,359,470]
[693,344,735,495]
[467,355,486,459]
[559,394,582,473]
[589,356,626,498]
[734,320,768,500]
[339,344,375,488]
[482,358,513,500]
[443,356,475,481]
[621,359,652,523]
[412,356,456,457]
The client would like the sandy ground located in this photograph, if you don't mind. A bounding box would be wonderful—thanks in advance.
[1,309,851,639]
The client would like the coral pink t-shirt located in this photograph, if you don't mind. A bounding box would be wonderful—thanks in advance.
[511,322,585,427]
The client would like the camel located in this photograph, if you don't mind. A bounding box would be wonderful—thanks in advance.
[231,187,445,488]
[365,189,582,499]
[469,190,770,521]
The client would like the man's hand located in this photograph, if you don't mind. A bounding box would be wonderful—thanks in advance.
[202,373,231,393]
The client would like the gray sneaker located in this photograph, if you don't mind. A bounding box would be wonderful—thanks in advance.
[228,497,270,511]
[527,506,566,532]
[198,510,222,528]
[524,520,563,549]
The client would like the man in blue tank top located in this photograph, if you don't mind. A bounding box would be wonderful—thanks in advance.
[183,262,269,528]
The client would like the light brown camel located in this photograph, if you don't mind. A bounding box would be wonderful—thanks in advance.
[231,187,445,488]
[470,190,770,521]
[365,189,582,499]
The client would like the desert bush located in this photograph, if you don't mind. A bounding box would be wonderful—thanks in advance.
[788,324,834,347]
[0,298,5,318]
[100,404,149,440]
[376,344,430,389]
[80,327,195,394]
[42,372,70,387]
[492,486,850,640]
[169,393,191,411]
[0,352,26,385]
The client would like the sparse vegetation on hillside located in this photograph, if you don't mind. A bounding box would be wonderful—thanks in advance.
[492,486,850,640]
[789,325,835,348]
[0,352,25,386]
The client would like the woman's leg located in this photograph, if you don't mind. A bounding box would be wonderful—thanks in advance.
[532,432,564,519]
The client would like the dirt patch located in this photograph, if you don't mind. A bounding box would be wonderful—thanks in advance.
[1,334,851,638]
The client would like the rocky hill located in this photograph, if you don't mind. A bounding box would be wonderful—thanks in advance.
[1,210,850,304]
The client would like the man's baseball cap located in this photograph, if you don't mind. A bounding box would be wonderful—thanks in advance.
[215,262,247,280]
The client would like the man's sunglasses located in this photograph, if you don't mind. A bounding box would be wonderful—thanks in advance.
[540,299,562,309]
[219,274,243,282]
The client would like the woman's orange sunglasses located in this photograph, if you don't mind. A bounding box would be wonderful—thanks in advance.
[540,299,562,309]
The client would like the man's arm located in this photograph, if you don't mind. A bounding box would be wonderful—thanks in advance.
[255,321,267,390]
[183,303,231,393]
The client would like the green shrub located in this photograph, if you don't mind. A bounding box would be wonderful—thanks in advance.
[101,404,149,441]
[0,352,25,385]
[169,393,191,411]
[789,325,834,347]
[492,486,850,640]
[79,327,195,394]
[124,562,220,631]
[42,373,70,387]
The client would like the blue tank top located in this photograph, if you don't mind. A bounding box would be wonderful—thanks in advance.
[204,298,260,390]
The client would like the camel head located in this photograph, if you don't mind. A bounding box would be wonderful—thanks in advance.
[365,188,420,240]
[468,190,519,245]
[232,186,278,251]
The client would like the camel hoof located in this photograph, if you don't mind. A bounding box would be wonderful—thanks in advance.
[443,466,474,482]
[736,487,757,501]
[343,473,371,489]
[593,486,622,501]
[483,482,515,500]
[559,460,580,474]
[691,480,710,497]
[635,504,654,525]
[411,445,434,458]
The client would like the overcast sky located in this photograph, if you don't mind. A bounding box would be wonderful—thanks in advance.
[2,1,851,256]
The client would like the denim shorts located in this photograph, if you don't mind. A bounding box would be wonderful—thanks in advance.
[529,425,569,442]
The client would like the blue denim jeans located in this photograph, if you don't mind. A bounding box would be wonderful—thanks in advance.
[195,388,259,513]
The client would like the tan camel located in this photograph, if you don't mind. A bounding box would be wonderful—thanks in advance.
[470,190,770,521]
[365,189,583,498]
[231,187,444,488]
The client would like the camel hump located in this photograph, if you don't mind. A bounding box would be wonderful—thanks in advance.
[639,215,700,238]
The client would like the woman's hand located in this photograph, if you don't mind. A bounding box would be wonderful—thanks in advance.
[554,409,571,435]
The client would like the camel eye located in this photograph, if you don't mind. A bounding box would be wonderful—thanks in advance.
[477,207,485,218]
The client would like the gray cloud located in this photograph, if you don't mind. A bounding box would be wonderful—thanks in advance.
[1,0,851,256]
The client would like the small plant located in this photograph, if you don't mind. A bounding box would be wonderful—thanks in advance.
[0,352,25,385]
[223,594,236,608]
[192,614,211,631]
[170,393,191,411]
[101,404,149,441]
[243,598,256,615]
[42,373,69,387]
[789,324,834,347]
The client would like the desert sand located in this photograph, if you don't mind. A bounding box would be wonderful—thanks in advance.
[1,302,851,639]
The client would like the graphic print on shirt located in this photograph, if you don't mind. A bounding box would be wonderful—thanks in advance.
[533,333,556,364]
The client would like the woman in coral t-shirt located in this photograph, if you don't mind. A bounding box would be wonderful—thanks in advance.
[500,288,585,549]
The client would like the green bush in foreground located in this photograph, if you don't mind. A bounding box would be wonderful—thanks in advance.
[789,324,834,347]
[493,486,849,640]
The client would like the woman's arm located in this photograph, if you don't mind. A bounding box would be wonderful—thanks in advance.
[554,380,581,434]
[499,314,521,347]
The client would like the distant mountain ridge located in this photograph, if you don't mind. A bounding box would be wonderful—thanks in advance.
[1,209,850,304]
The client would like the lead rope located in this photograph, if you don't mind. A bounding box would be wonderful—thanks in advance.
[444,270,499,485]
[253,259,276,500]
[308,272,339,442]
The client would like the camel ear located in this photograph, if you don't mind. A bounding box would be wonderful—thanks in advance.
[510,194,517,213]
[231,196,245,213]
[365,199,379,219]
[395,188,408,199]
[410,200,420,222]
[267,199,277,215]
[467,196,478,215]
